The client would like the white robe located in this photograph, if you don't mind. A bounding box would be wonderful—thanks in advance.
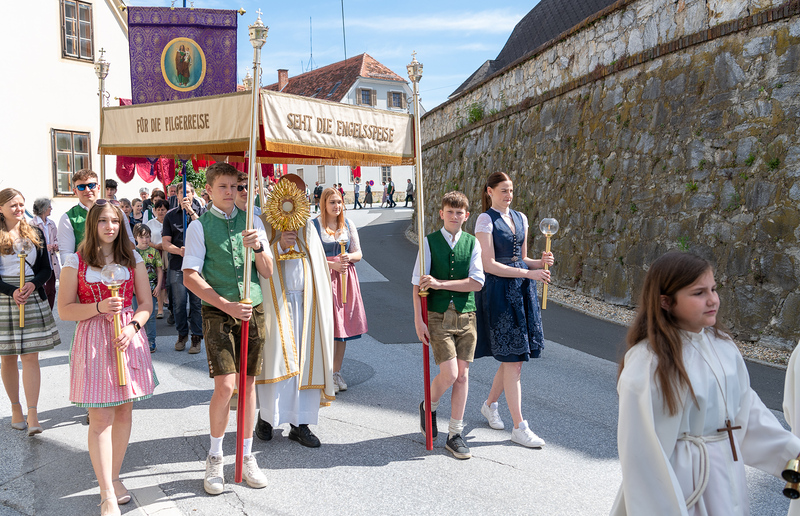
[612,328,800,516]
[783,342,800,516]
[255,220,334,427]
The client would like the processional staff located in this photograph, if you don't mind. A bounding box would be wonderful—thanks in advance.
[13,238,34,328]
[235,10,268,485]
[408,52,433,451]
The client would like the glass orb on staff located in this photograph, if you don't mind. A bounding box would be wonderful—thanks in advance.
[12,238,35,327]
[101,264,128,386]
[538,218,559,309]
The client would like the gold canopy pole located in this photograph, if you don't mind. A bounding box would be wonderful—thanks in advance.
[236,10,268,486]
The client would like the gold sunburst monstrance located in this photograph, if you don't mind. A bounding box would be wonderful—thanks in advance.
[264,178,310,260]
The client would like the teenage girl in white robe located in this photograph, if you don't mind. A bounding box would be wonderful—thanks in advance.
[612,252,800,516]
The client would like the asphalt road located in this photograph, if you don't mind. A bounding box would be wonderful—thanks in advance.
[0,206,792,515]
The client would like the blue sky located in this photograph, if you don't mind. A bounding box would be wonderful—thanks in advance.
[129,1,539,109]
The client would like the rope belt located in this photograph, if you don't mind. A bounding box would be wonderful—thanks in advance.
[677,432,728,508]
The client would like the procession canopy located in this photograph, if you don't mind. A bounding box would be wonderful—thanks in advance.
[99,91,252,157]
[99,90,414,167]
[259,89,414,166]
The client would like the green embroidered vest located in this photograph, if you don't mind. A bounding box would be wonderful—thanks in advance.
[427,230,476,313]
[198,209,262,306]
[66,205,87,246]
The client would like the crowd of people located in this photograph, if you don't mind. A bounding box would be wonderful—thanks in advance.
[3,166,800,516]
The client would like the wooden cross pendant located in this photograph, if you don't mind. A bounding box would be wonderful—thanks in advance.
[717,419,742,461]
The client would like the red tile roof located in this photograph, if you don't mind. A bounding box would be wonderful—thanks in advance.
[262,53,407,102]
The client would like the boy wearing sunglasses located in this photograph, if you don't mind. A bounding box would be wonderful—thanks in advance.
[57,169,134,263]
[234,172,262,216]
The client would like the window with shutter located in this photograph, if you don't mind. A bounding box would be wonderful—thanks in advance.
[52,129,91,196]
[370,89,377,107]
[317,166,326,184]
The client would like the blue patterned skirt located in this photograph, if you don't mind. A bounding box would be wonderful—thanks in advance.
[474,268,544,362]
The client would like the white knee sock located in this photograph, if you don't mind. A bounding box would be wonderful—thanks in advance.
[243,438,253,457]
[210,435,224,457]
[428,399,440,412]
[449,418,464,438]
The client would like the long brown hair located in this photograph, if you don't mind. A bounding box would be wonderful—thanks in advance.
[619,252,727,415]
[481,171,512,212]
[0,188,41,254]
[319,187,345,231]
[78,202,136,268]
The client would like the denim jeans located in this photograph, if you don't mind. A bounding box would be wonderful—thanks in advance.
[168,268,203,337]
[132,294,157,348]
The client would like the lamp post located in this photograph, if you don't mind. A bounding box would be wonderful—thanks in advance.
[407,52,433,451]
[94,48,110,189]
[235,9,268,485]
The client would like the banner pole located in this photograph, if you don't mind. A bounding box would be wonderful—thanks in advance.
[235,11,268,485]
[407,53,432,451]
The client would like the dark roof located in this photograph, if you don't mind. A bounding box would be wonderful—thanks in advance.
[450,0,618,98]
[263,53,407,102]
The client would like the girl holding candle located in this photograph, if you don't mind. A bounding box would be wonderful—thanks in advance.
[612,252,800,515]
[0,188,61,435]
[57,200,157,516]
[474,172,553,448]
[313,187,368,393]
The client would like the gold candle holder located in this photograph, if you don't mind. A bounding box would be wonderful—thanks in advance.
[538,218,559,309]
[12,238,34,328]
[101,264,128,386]
[339,240,348,304]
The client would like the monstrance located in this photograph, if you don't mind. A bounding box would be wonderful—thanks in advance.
[264,179,310,261]
[538,218,559,309]
[101,264,128,386]
[12,238,35,328]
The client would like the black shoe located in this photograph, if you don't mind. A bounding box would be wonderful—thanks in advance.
[288,424,321,448]
[419,401,438,440]
[167,312,175,325]
[445,433,471,459]
[255,416,273,441]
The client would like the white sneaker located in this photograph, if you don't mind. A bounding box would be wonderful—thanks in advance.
[242,455,268,489]
[511,420,546,448]
[333,371,348,392]
[481,401,505,430]
[203,454,225,495]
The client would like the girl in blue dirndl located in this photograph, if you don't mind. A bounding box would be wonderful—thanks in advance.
[474,171,554,448]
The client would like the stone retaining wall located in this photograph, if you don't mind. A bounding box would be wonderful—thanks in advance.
[419,1,800,348]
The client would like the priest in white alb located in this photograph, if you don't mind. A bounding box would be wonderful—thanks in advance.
[254,175,335,448]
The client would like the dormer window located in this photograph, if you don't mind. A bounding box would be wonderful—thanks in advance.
[327,81,341,98]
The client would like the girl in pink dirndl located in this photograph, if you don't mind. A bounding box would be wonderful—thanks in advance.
[58,200,157,516]
[313,188,368,393]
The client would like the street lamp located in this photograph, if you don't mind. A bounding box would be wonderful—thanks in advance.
[94,48,110,188]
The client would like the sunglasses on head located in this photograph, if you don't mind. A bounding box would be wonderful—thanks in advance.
[94,199,121,207]
[237,185,247,192]
[75,183,98,191]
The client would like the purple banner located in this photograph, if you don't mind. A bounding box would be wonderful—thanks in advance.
[128,7,237,104]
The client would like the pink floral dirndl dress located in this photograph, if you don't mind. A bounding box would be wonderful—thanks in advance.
[69,254,158,407]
